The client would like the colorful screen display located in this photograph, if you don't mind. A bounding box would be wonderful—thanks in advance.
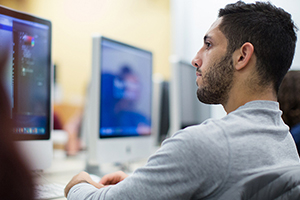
[99,37,152,138]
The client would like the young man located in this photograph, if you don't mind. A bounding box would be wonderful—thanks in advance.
[65,1,299,199]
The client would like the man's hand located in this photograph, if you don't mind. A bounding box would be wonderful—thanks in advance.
[100,171,129,186]
[64,171,104,197]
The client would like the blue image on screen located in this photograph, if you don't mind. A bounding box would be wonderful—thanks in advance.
[99,38,152,138]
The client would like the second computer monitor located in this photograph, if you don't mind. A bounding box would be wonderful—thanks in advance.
[84,36,154,168]
[169,56,211,135]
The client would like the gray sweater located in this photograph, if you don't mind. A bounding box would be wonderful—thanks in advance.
[67,101,300,200]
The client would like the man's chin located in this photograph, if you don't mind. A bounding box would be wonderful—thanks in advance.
[196,89,222,105]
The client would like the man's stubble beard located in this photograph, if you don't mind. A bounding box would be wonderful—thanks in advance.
[196,53,235,105]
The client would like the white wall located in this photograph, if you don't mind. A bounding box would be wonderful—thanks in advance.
[171,0,300,118]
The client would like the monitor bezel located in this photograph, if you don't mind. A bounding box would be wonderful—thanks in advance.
[0,5,52,140]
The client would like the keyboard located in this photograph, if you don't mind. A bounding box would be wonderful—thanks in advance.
[34,183,65,199]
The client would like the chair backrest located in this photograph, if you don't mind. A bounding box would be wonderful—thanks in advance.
[219,165,300,200]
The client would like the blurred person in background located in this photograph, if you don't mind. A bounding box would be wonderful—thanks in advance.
[278,70,300,156]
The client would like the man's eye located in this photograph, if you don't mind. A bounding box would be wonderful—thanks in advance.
[205,42,211,49]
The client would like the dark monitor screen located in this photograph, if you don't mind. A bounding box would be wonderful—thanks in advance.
[0,6,52,140]
[99,37,152,138]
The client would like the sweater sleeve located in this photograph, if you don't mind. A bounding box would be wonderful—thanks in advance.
[68,123,230,200]
[67,183,112,200]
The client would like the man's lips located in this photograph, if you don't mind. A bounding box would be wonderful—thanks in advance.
[196,68,202,76]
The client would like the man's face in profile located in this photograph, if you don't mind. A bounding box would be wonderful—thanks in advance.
[192,18,235,105]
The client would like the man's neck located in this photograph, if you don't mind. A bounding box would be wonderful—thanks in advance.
[223,85,277,114]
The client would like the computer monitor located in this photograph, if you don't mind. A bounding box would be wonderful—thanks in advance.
[84,36,154,173]
[0,5,52,170]
[169,56,211,136]
[152,74,170,145]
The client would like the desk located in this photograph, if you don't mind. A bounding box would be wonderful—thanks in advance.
[39,149,148,200]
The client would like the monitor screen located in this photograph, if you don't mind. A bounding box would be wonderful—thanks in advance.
[99,37,152,138]
[0,6,51,140]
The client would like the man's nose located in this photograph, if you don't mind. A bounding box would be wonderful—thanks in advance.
[191,56,202,68]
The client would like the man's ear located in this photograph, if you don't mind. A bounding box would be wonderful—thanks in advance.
[234,42,254,71]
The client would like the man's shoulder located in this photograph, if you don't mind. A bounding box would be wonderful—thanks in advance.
[172,111,252,144]
[183,115,235,132]
[172,117,229,144]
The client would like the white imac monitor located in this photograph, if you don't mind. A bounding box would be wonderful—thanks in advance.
[0,6,53,170]
[84,36,154,171]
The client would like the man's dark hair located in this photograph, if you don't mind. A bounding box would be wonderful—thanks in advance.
[218,1,298,92]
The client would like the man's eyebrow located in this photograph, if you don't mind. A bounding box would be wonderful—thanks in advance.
[204,35,212,42]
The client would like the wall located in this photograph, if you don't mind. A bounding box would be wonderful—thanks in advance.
[0,0,171,105]
[0,0,28,10]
